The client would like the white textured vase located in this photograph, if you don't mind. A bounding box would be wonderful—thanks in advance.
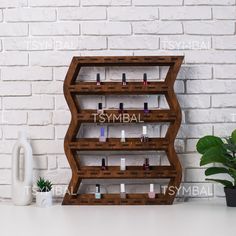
[12,131,33,206]
[36,191,52,208]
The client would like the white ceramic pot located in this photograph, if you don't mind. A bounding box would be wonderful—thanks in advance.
[36,191,52,208]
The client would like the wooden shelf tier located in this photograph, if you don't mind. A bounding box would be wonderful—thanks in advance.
[63,193,167,205]
[77,109,176,123]
[69,138,169,151]
[77,166,177,179]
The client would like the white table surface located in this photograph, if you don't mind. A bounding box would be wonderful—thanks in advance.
[0,199,235,236]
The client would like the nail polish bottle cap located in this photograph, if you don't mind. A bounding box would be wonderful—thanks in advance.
[119,103,124,110]
[98,103,102,110]
[144,102,148,110]
[96,184,100,193]
[145,158,149,165]
[150,184,154,192]
[143,126,147,135]
[96,73,100,82]
[122,73,126,80]
[121,183,125,193]
[121,130,125,137]
[121,158,125,162]
[102,158,106,166]
[143,73,147,81]
[100,127,105,137]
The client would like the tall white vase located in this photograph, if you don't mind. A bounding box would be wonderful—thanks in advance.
[12,131,33,206]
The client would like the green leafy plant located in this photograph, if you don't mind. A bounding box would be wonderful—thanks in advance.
[196,129,236,188]
[37,177,53,192]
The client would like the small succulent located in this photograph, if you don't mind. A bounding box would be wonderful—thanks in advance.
[37,177,53,192]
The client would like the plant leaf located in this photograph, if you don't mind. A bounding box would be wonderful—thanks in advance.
[196,135,224,154]
[229,168,236,180]
[205,167,230,176]
[200,146,227,166]
[231,129,236,144]
[206,178,233,188]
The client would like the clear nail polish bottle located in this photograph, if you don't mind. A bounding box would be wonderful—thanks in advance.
[143,158,150,170]
[95,184,101,199]
[98,103,103,114]
[120,158,126,171]
[99,127,106,142]
[143,73,148,86]
[122,73,127,86]
[120,183,126,199]
[96,73,101,86]
[141,126,149,143]
[121,130,126,142]
[101,158,107,171]
[148,184,155,199]
[144,102,149,114]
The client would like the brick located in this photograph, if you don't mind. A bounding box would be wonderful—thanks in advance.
[213,6,236,19]
[30,52,75,66]
[30,22,80,36]
[160,35,211,50]
[28,111,52,125]
[5,8,56,22]
[108,7,159,21]
[0,170,11,184]
[186,109,236,123]
[47,155,57,170]
[213,36,236,49]
[0,23,28,37]
[184,21,235,35]
[185,51,236,63]
[54,67,68,81]
[185,139,199,152]
[134,0,183,5]
[31,140,64,154]
[2,67,52,81]
[109,36,159,49]
[58,7,106,20]
[54,36,107,50]
[32,81,63,94]
[3,125,54,140]
[55,95,68,110]
[57,155,70,169]
[177,95,211,108]
[0,52,28,66]
[82,22,131,36]
[0,82,31,96]
[4,37,54,51]
[0,155,11,168]
[178,66,212,80]
[0,0,27,8]
[0,140,15,154]
[29,0,79,6]
[212,94,236,108]
[187,80,236,93]
[3,111,27,124]
[214,124,236,137]
[178,124,212,138]
[3,96,54,110]
[82,0,131,5]
[160,7,211,20]
[214,65,236,78]
[133,21,183,35]
[33,155,48,170]
[185,0,235,5]
[185,169,206,182]
[55,125,67,139]
[53,111,70,125]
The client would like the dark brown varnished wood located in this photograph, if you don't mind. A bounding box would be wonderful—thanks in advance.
[62,56,183,205]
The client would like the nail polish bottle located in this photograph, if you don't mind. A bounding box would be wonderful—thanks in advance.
[99,127,106,142]
[120,183,126,199]
[143,158,150,170]
[101,158,107,170]
[95,184,101,199]
[96,73,101,86]
[143,73,148,86]
[141,126,149,143]
[121,130,125,142]
[122,73,127,86]
[120,158,126,171]
[144,102,149,114]
[119,102,124,114]
[148,184,155,199]
[98,103,103,114]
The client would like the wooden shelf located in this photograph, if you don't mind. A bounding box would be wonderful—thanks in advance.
[69,81,168,95]
[77,109,176,123]
[69,138,169,151]
[63,193,167,205]
[77,166,177,179]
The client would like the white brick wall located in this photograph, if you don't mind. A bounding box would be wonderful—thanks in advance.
[0,0,235,201]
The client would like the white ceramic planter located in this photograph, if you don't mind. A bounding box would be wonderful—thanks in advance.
[36,191,52,208]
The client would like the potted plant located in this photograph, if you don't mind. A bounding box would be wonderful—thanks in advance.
[196,129,236,207]
[36,177,53,207]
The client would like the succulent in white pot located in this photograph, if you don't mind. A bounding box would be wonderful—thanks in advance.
[36,177,53,207]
